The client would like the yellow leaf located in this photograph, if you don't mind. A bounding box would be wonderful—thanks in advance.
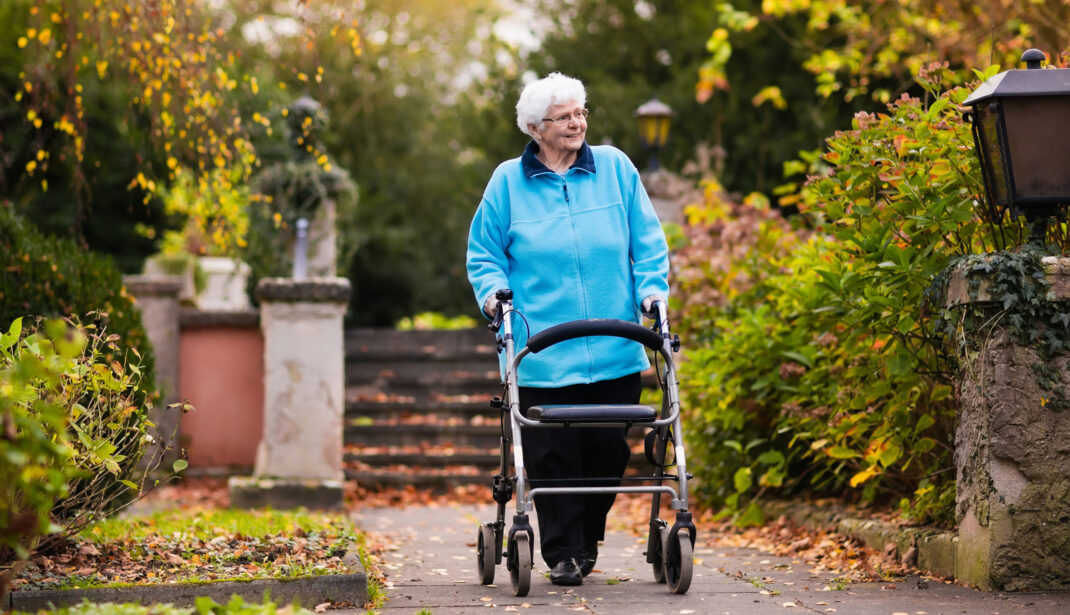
[849,465,880,488]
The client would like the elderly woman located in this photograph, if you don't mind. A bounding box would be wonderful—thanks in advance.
[466,72,670,586]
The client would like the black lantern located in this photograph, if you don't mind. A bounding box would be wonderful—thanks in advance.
[634,98,674,170]
[964,49,1070,236]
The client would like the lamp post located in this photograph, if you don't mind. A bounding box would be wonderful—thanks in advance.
[964,48,1070,241]
[634,97,674,171]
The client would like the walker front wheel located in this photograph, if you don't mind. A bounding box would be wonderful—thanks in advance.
[477,524,496,585]
[509,532,532,597]
[664,528,693,595]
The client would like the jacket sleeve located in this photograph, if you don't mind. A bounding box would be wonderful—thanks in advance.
[624,161,670,306]
[466,177,511,320]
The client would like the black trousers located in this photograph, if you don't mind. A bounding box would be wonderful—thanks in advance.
[518,372,640,568]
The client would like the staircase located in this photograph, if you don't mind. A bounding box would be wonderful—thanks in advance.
[343,327,503,490]
[344,327,658,491]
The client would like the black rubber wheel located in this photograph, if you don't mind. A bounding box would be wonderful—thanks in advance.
[652,525,667,583]
[477,524,496,585]
[509,532,532,596]
[664,528,693,595]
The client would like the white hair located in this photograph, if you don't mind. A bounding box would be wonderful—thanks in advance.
[515,72,587,137]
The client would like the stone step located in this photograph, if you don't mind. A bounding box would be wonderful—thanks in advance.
[344,421,655,448]
[345,423,503,448]
[344,398,499,422]
[345,327,495,360]
[344,450,501,469]
[340,326,670,494]
[345,469,489,490]
[344,382,502,405]
[345,360,499,387]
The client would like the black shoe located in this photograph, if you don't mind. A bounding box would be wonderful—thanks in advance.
[580,542,598,577]
[550,558,583,586]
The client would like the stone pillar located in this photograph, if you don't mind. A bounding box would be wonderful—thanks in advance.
[123,274,183,466]
[639,168,691,225]
[307,200,337,278]
[229,277,351,509]
[947,256,1070,591]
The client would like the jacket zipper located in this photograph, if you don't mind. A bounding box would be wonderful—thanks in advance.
[562,178,594,374]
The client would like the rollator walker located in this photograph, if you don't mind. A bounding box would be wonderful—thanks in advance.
[475,289,697,596]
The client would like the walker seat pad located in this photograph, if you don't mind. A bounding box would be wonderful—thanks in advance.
[527,403,657,423]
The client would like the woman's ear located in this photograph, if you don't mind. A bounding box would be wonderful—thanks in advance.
[528,123,542,140]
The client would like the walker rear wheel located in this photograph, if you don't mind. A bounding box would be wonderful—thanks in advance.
[477,524,496,585]
[664,528,693,595]
[509,532,532,596]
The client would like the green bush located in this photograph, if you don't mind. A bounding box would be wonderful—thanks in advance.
[0,317,75,565]
[674,68,1013,527]
[1,316,177,600]
[0,203,156,398]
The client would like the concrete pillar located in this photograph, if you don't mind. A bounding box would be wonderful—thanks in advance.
[947,256,1070,591]
[639,168,690,225]
[123,274,182,466]
[308,200,337,278]
[229,277,351,509]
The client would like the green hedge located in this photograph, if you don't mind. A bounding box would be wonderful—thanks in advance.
[0,203,155,396]
[672,71,1023,527]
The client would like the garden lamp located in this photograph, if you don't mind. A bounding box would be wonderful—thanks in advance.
[634,97,674,170]
[964,48,1070,238]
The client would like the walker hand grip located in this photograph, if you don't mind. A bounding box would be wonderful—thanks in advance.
[525,319,664,353]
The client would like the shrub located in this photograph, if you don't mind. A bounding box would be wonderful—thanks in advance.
[0,203,156,398]
[674,68,1010,526]
[1,316,178,600]
[0,317,75,567]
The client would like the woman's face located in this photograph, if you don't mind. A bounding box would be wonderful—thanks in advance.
[533,101,587,156]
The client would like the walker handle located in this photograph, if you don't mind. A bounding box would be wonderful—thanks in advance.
[488,289,513,332]
[525,319,664,353]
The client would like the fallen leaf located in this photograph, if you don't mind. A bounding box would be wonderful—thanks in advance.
[782,602,797,608]
[313,602,330,613]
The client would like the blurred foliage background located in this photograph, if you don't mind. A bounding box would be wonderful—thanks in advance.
[5,0,1066,324]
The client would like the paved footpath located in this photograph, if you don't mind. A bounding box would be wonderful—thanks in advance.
[346,502,1070,615]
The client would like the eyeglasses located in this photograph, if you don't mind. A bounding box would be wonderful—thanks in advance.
[541,108,589,125]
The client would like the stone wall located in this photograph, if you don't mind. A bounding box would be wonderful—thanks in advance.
[950,258,1070,591]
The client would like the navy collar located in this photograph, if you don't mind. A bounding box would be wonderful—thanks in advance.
[521,141,596,178]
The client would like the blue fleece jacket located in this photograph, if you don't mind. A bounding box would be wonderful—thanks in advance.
[466,141,670,387]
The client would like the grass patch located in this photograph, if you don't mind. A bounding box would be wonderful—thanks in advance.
[82,509,347,543]
[14,595,316,615]
[13,508,378,599]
